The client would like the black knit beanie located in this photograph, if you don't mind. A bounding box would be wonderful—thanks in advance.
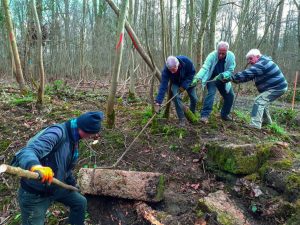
[77,111,104,134]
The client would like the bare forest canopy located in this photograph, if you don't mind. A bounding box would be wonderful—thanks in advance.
[0,0,299,84]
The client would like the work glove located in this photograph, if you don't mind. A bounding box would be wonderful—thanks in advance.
[215,73,232,83]
[31,165,54,184]
[191,77,199,87]
[178,87,185,93]
[154,103,161,113]
[215,73,224,81]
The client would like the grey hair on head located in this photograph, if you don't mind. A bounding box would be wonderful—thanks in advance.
[246,49,262,59]
[217,41,229,50]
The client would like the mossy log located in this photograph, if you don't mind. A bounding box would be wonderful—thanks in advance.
[78,168,165,202]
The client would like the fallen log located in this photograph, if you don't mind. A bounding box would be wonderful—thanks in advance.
[0,164,79,192]
[78,168,165,202]
[135,201,164,225]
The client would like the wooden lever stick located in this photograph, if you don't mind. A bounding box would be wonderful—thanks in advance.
[0,164,79,192]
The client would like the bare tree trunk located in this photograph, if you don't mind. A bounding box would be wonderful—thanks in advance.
[272,0,285,60]
[169,0,173,55]
[294,0,300,65]
[160,0,166,61]
[196,0,209,70]
[208,0,220,51]
[79,0,86,80]
[128,0,136,99]
[188,0,194,58]
[3,0,27,93]
[233,0,250,51]
[31,0,45,107]
[106,0,129,128]
[176,0,182,54]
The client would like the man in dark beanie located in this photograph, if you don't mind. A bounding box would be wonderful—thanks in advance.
[11,111,104,225]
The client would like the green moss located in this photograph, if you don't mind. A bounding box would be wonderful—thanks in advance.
[191,143,201,153]
[206,143,271,175]
[287,200,300,225]
[155,175,165,202]
[244,173,260,182]
[286,173,300,191]
[0,139,11,153]
[197,199,234,225]
[184,108,199,124]
[106,110,115,128]
[272,159,292,170]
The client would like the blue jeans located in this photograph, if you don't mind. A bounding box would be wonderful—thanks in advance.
[171,84,198,120]
[251,88,287,129]
[201,80,234,118]
[18,187,87,225]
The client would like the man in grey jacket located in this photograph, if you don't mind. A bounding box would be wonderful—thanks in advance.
[12,111,104,225]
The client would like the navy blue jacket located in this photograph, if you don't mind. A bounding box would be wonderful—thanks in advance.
[232,55,288,93]
[12,122,77,195]
[155,56,196,104]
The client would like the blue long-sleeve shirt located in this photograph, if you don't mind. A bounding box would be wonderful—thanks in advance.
[232,55,288,93]
[155,55,196,104]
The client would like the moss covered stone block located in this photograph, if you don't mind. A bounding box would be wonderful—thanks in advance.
[197,190,251,225]
[206,143,273,175]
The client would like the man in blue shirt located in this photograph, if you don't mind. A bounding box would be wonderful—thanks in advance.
[155,55,198,126]
[12,111,104,225]
[222,49,288,129]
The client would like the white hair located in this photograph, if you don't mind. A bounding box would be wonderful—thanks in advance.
[217,41,229,50]
[246,49,262,59]
[166,56,179,69]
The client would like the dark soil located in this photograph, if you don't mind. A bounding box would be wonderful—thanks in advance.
[0,80,299,225]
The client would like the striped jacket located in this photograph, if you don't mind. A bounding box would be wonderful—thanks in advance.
[232,55,288,93]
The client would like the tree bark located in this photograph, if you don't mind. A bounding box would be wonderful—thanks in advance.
[31,0,45,107]
[188,0,194,58]
[232,0,250,52]
[293,0,300,65]
[272,0,285,60]
[3,0,27,93]
[160,0,166,61]
[135,202,164,225]
[105,0,161,81]
[176,0,182,54]
[106,0,129,128]
[196,0,209,70]
[208,0,220,51]
[78,168,165,202]
[79,0,87,80]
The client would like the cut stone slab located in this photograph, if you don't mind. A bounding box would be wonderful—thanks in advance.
[198,190,252,225]
[206,142,290,175]
[78,168,165,202]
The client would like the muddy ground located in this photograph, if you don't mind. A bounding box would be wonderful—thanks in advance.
[0,79,299,225]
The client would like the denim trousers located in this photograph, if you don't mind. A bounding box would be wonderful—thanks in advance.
[171,84,198,120]
[18,187,87,225]
[201,80,234,118]
[250,88,287,129]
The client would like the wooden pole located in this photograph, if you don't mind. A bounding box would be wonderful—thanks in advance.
[292,71,298,110]
[0,164,79,192]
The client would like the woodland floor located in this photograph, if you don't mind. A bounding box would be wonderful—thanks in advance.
[0,79,299,225]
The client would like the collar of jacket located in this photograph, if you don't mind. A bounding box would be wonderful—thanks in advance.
[66,120,80,143]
